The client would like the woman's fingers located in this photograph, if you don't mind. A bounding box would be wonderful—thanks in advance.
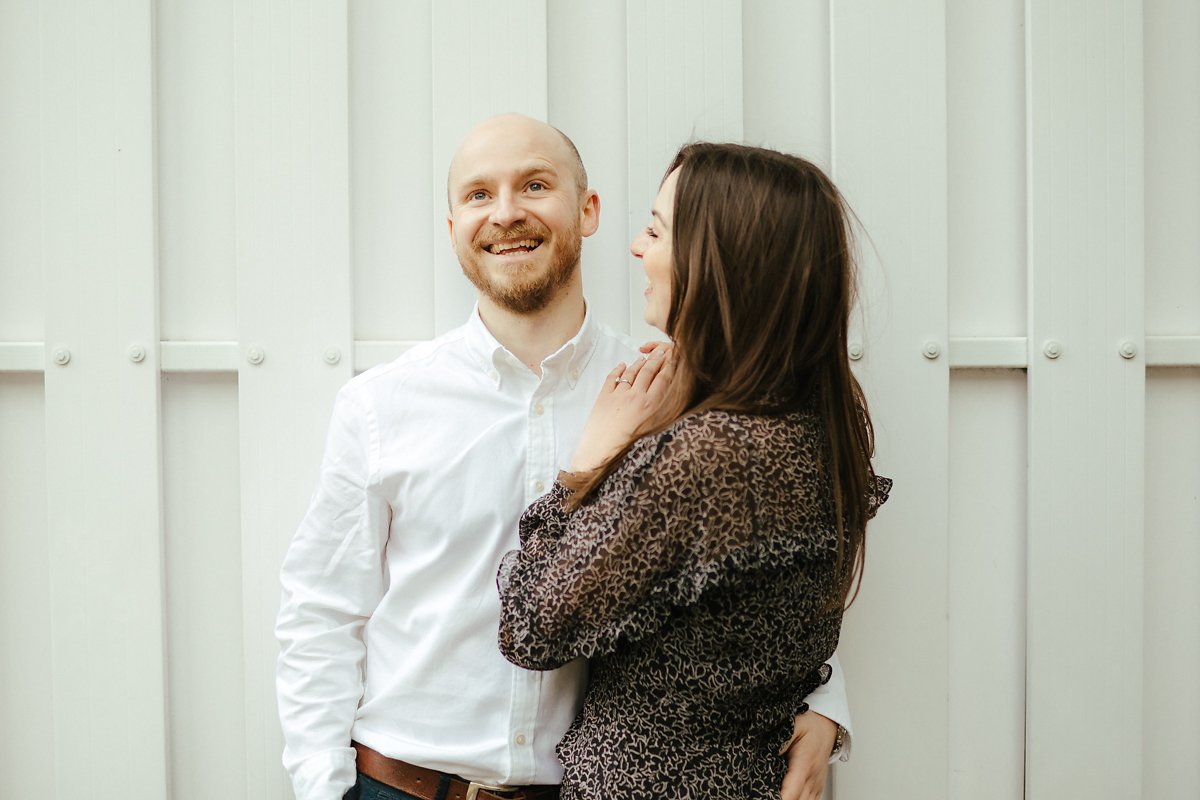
[648,351,675,394]
[604,362,627,393]
[612,345,673,397]
[619,355,649,386]
[631,349,668,392]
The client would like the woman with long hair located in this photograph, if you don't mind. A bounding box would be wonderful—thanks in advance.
[496,142,891,799]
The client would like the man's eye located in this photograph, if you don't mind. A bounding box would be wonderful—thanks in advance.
[470,191,488,201]
[528,181,546,192]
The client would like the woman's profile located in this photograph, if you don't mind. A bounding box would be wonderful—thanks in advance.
[497,142,892,800]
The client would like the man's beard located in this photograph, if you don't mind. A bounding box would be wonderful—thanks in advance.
[458,222,582,315]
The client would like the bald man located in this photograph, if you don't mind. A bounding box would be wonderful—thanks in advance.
[276,115,851,800]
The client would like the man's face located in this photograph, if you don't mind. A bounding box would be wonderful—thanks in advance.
[446,116,598,314]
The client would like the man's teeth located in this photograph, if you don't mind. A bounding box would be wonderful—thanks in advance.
[488,239,540,254]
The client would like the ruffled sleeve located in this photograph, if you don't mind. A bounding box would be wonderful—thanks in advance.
[495,480,573,596]
[497,413,838,671]
[868,474,893,520]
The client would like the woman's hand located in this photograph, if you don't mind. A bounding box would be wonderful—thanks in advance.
[638,339,672,355]
[569,344,674,472]
[779,711,837,800]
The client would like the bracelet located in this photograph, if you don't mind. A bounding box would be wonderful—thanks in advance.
[831,724,848,757]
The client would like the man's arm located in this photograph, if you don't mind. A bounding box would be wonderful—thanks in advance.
[803,652,852,761]
[276,385,390,800]
[779,653,852,800]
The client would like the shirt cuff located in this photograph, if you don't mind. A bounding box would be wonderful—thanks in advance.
[804,659,853,764]
[289,746,358,800]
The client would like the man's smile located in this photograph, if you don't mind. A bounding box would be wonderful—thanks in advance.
[484,238,544,255]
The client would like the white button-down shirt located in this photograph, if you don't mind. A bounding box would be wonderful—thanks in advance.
[276,307,850,800]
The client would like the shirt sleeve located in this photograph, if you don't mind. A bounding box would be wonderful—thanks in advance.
[803,653,855,763]
[275,384,391,800]
[499,416,837,671]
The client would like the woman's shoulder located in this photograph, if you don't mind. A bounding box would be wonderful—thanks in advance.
[621,410,820,485]
[662,408,822,449]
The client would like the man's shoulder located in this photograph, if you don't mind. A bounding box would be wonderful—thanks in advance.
[342,324,473,398]
[589,320,640,359]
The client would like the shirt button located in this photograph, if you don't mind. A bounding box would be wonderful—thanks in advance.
[515,733,527,746]
[533,480,545,493]
[533,402,544,416]
[569,369,579,381]
[489,370,499,381]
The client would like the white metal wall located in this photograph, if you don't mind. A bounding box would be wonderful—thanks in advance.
[1,1,1197,798]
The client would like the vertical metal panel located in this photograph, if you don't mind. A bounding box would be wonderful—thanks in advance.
[1144,370,1200,799]
[38,0,168,795]
[163,374,247,799]
[947,373,1027,800]
[0,0,42,341]
[625,0,743,344]
[350,0,436,341]
[742,0,831,165]
[947,0,1026,338]
[2,5,58,792]
[943,5,1028,792]
[0,377,53,796]
[1145,0,1200,334]
[1025,1,1146,796]
[830,2,951,797]
[233,1,355,794]
[157,0,238,342]
[1144,3,1200,796]
[430,0,549,334]
[548,1,631,333]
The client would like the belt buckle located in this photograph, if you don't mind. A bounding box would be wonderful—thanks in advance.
[465,781,517,800]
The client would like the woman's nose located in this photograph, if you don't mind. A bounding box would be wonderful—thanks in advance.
[629,233,646,258]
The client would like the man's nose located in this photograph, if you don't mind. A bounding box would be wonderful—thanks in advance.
[490,190,524,227]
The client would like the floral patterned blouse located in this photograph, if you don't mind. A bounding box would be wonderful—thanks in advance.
[497,409,891,800]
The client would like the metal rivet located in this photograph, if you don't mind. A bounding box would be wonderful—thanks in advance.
[246,347,265,366]
[323,347,342,365]
[52,347,71,366]
[922,341,941,360]
[1043,340,1062,359]
[1118,341,1137,360]
[848,342,864,361]
[128,344,146,363]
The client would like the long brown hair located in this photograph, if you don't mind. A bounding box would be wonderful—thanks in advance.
[567,142,877,607]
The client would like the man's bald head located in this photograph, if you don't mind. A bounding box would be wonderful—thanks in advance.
[447,114,588,208]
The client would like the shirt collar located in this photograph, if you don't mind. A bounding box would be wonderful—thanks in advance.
[463,303,599,391]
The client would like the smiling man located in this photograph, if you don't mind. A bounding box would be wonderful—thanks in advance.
[448,115,592,318]
[275,114,852,800]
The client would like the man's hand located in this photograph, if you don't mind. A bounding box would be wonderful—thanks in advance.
[779,711,837,800]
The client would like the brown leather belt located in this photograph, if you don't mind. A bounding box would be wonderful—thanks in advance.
[352,742,560,800]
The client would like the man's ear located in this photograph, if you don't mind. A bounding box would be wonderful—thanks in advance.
[446,213,455,246]
[580,190,600,238]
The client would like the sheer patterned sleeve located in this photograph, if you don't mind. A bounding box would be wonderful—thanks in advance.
[498,418,759,670]
[495,480,573,593]
[868,474,893,520]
